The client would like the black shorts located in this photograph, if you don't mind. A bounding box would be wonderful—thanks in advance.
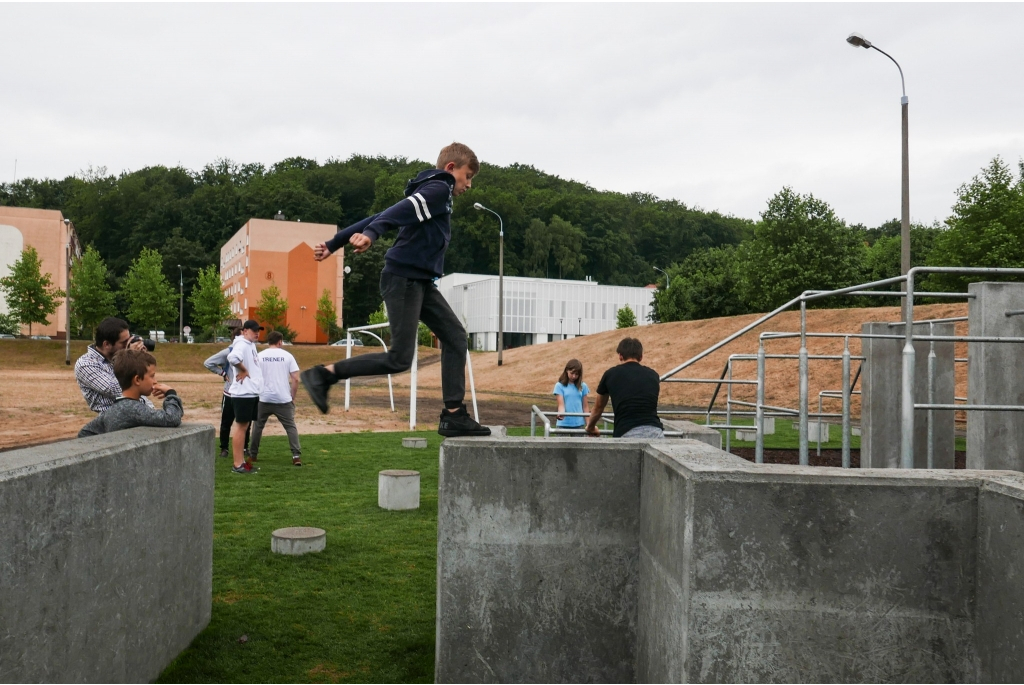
[232,396,259,424]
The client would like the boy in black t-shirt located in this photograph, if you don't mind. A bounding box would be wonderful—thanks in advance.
[585,337,664,439]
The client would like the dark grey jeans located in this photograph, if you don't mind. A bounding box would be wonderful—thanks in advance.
[331,272,468,407]
[250,401,301,457]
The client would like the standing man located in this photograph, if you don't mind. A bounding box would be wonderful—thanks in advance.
[75,316,146,412]
[203,326,251,458]
[226,320,264,474]
[249,330,302,466]
[584,337,664,439]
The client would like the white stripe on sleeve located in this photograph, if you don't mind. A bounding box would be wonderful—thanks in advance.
[413,193,432,220]
[406,195,425,222]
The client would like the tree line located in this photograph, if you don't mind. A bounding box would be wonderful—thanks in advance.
[2,154,1022,337]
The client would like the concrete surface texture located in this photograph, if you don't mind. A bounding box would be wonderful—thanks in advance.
[0,424,215,683]
[660,419,722,448]
[271,526,327,555]
[378,469,421,510]
[861,321,955,468]
[967,282,1024,471]
[436,436,1024,683]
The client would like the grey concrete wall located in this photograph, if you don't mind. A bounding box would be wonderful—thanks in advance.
[861,321,956,468]
[436,438,645,684]
[0,425,215,683]
[968,282,1024,471]
[976,474,1024,682]
[661,419,722,449]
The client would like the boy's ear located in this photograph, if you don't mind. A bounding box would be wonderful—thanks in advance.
[444,161,456,172]
[133,374,144,387]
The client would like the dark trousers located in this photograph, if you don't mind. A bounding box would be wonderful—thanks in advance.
[219,393,251,450]
[331,272,467,407]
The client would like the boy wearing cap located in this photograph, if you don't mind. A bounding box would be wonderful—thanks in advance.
[300,142,490,438]
[227,319,264,473]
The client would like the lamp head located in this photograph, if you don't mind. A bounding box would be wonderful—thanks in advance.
[343,265,352,274]
[846,33,872,49]
[473,202,484,210]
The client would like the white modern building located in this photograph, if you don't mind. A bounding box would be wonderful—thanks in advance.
[436,273,657,351]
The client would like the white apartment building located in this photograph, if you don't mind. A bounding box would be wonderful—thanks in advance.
[436,273,657,351]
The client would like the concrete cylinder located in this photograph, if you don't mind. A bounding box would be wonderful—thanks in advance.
[271,527,326,555]
[379,470,420,510]
[402,437,428,449]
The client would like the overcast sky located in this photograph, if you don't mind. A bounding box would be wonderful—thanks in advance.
[2,3,1022,228]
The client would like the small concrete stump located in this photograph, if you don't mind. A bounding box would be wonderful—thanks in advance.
[792,421,831,442]
[734,429,758,442]
[379,469,420,510]
[271,527,326,555]
[402,437,428,449]
[852,426,862,437]
[762,417,776,435]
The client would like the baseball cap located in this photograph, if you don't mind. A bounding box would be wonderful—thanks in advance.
[242,319,265,331]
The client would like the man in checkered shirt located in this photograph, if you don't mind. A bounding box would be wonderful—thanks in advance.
[75,317,147,412]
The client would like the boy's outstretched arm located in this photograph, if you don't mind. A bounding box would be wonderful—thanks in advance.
[315,181,450,261]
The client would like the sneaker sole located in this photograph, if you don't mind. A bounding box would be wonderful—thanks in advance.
[300,369,330,414]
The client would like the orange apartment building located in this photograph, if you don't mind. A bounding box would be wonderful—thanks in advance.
[0,206,81,337]
[220,218,344,344]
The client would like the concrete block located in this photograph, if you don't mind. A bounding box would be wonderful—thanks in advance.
[791,421,831,442]
[761,416,776,434]
[402,437,427,448]
[271,527,326,555]
[852,425,862,437]
[968,282,1024,471]
[378,469,420,510]
[734,429,757,441]
[659,419,721,449]
[861,321,956,468]
[0,425,215,683]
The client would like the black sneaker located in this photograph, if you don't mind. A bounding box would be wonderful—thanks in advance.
[300,366,333,414]
[231,463,256,474]
[438,405,491,437]
[219,448,229,458]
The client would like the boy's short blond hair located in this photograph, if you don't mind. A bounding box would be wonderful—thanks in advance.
[113,349,157,390]
[437,142,479,174]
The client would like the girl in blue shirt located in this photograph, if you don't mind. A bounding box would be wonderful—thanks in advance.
[553,359,590,428]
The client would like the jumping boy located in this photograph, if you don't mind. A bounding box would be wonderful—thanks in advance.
[78,349,183,437]
[300,142,489,437]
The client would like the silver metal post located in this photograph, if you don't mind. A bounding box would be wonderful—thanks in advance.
[65,241,71,365]
[900,271,916,468]
[410,343,418,430]
[799,299,809,465]
[756,341,766,464]
[927,322,936,469]
[466,350,479,422]
[817,393,823,457]
[344,330,352,411]
[725,360,733,454]
[842,336,851,468]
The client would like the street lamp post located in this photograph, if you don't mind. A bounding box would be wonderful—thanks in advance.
[652,266,670,290]
[177,264,184,343]
[474,203,505,365]
[847,33,910,298]
[63,219,72,365]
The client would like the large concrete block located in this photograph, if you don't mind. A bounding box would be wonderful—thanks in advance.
[436,438,647,684]
[967,282,1024,471]
[861,321,956,468]
[660,419,722,449]
[0,425,215,683]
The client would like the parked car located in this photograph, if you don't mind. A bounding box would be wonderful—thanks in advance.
[0,333,15,339]
[215,337,231,343]
[330,338,364,347]
[29,335,52,340]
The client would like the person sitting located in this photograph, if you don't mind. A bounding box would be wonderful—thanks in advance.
[584,337,664,439]
[77,349,183,437]
[74,316,147,412]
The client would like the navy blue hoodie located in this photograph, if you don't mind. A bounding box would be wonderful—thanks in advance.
[325,169,455,280]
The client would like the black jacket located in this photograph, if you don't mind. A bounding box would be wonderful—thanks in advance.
[325,169,455,280]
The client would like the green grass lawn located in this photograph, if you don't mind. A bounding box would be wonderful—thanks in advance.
[158,431,447,684]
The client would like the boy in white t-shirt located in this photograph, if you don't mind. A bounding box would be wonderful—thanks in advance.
[249,330,303,466]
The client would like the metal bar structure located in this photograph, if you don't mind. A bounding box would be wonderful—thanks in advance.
[342,322,395,413]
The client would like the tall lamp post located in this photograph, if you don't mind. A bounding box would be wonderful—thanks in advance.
[847,33,910,298]
[474,203,505,365]
[63,219,72,365]
[652,266,670,290]
[177,264,184,343]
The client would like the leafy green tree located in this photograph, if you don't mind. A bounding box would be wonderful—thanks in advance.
[0,246,65,336]
[189,265,232,340]
[255,283,289,333]
[549,215,586,279]
[68,245,117,339]
[0,312,19,335]
[524,218,553,277]
[652,245,749,322]
[925,157,1024,292]
[315,288,341,342]
[616,306,638,329]
[119,248,178,332]
[739,188,866,311]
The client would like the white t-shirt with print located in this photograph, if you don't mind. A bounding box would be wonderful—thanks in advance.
[257,346,300,404]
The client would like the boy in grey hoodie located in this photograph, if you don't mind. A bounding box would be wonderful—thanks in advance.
[78,349,183,438]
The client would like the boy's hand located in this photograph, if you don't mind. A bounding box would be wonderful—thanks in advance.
[585,423,601,437]
[236,369,249,383]
[313,243,331,261]
[349,233,372,254]
[152,383,173,399]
